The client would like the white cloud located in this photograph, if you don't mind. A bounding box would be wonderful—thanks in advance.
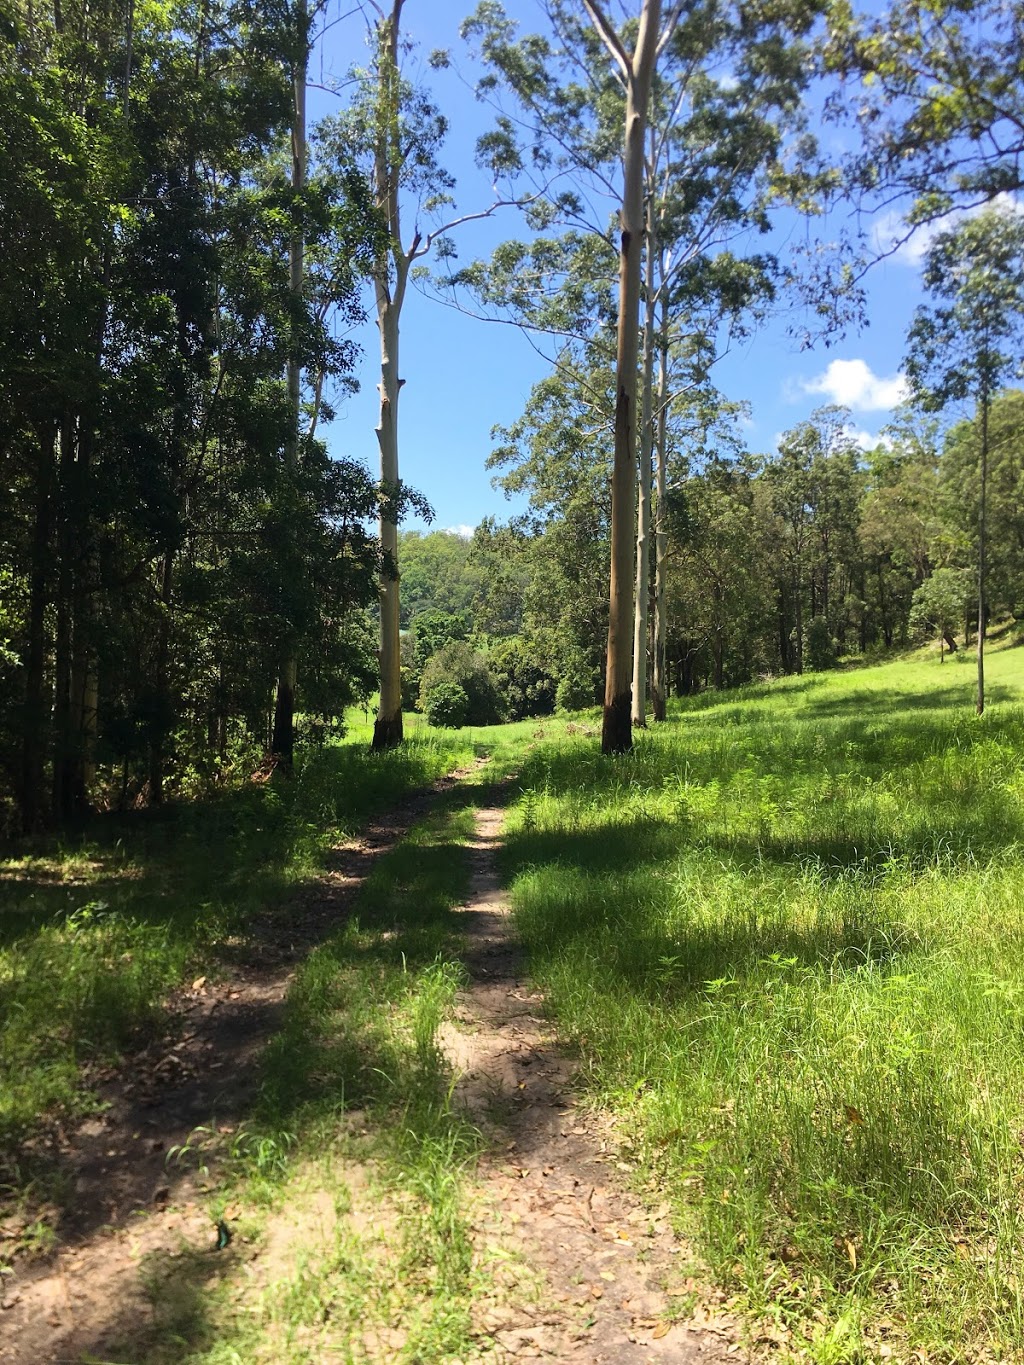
[845,425,891,453]
[800,358,908,412]
[443,523,476,538]
[870,193,1024,266]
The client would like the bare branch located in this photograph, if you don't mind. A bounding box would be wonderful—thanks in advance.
[655,0,686,59]
[581,0,630,81]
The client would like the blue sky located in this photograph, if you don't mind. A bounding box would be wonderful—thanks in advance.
[310,1,932,534]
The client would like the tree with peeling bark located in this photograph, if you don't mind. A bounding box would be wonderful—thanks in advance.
[457,0,822,741]
[581,0,675,754]
[367,0,416,751]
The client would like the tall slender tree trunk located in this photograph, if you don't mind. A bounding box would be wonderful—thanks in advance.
[858,565,867,653]
[52,415,93,821]
[977,387,988,716]
[52,423,72,823]
[584,0,663,755]
[373,289,406,750]
[793,565,804,673]
[631,218,657,728]
[68,420,97,814]
[149,549,174,803]
[650,332,669,722]
[271,0,307,768]
[20,425,55,832]
[713,624,724,690]
[371,1,409,752]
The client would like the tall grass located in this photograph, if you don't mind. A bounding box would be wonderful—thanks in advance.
[503,649,1024,1359]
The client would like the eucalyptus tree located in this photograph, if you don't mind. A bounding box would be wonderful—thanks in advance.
[906,208,1024,714]
[459,0,825,744]
[318,2,518,750]
[580,0,680,751]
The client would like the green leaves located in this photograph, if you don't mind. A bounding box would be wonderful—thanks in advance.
[905,207,1024,411]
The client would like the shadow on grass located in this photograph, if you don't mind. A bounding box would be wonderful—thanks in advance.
[799,681,1016,717]
[0,741,461,943]
[0,742,475,1222]
[500,816,930,997]
[22,777,494,1365]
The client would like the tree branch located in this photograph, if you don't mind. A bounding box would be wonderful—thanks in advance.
[581,0,630,81]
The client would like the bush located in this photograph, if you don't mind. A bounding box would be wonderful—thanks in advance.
[418,642,505,725]
[555,652,599,712]
[410,608,471,671]
[805,615,837,672]
[422,680,469,728]
[489,637,556,721]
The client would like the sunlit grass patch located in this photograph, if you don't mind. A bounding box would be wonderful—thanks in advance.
[132,790,488,1362]
[503,650,1024,1358]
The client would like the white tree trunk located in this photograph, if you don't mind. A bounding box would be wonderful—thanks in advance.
[585,0,663,755]
[631,266,656,727]
[373,285,405,748]
[371,0,409,750]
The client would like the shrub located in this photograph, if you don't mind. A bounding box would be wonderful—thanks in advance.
[422,680,469,728]
[489,637,556,720]
[555,652,599,712]
[805,615,837,672]
[418,642,505,725]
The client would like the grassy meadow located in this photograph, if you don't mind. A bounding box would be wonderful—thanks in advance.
[501,641,1024,1360]
[5,640,1024,1362]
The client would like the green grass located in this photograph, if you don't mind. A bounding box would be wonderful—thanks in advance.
[501,644,1024,1361]
[0,732,477,1181]
[116,774,496,1364]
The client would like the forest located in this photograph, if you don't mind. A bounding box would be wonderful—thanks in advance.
[4,0,1024,828]
[3,0,1024,1361]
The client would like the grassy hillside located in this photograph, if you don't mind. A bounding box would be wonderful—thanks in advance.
[501,641,1024,1360]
